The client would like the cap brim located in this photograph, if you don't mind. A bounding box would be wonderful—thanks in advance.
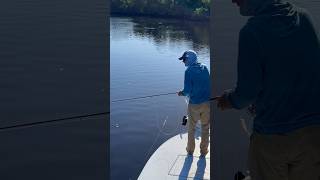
[178,57,184,60]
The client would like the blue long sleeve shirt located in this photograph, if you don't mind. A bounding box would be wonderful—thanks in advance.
[182,63,210,104]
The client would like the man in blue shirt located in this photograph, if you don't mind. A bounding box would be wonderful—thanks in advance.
[177,50,210,156]
[217,0,320,179]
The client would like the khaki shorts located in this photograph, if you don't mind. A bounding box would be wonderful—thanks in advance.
[248,125,320,180]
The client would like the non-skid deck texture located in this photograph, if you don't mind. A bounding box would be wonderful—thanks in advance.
[169,155,210,180]
[138,133,210,180]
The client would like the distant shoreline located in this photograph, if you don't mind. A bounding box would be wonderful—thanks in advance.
[110,12,210,22]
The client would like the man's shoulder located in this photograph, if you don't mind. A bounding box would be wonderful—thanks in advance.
[239,23,255,40]
[241,17,260,34]
[186,63,208,72]
[199,63,208,68]
[295,6,310,17]
[201,64,209,72]
[185,67,192,74]
[191,63,208,69]
[296,7,315,25]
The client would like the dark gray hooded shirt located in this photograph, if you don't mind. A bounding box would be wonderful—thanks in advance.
[228,1,320,134]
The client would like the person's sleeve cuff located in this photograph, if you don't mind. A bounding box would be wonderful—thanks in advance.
[181,90,188,96]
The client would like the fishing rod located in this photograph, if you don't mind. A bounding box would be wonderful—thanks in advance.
[112,92,219,126]
[112,92,219,103]
[0,94,216,131]
[210,97,219,101]
[111,92,177,103]
[0,112,109,131]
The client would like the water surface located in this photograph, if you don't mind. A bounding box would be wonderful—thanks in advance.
[110,16,210,179]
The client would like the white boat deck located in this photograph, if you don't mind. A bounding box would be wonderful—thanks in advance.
[138,132,210,180]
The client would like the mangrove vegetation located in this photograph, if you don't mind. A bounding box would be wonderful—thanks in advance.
[111,0,210,20]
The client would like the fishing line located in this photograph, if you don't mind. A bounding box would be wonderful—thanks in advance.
[143,97,187,163]
[143,122,163,163]
[237,114,256,179]
[156,115,181,136]
[118,94,218,163]
[155,97,189,136]
[240,118,251,138]
[145,95,210,162]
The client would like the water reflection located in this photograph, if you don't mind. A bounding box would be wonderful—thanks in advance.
[110,16,210,180]
[111,16,209,52]
[132,17,209,51]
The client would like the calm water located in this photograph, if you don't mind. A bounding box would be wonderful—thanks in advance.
[110,16,210,179]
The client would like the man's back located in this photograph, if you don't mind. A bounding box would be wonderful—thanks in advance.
[184,63,210,104]
[236,2,320,133]
[217,1,320,179]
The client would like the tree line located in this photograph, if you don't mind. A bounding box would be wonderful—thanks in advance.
[111,0,210,20]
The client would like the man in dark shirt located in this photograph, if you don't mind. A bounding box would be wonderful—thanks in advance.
[217,0,320,179]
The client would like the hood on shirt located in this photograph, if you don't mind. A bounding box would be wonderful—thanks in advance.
[239,0,275,16]
[179,50,198,67]
[247,1,300,38]
[185,56,197,66]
